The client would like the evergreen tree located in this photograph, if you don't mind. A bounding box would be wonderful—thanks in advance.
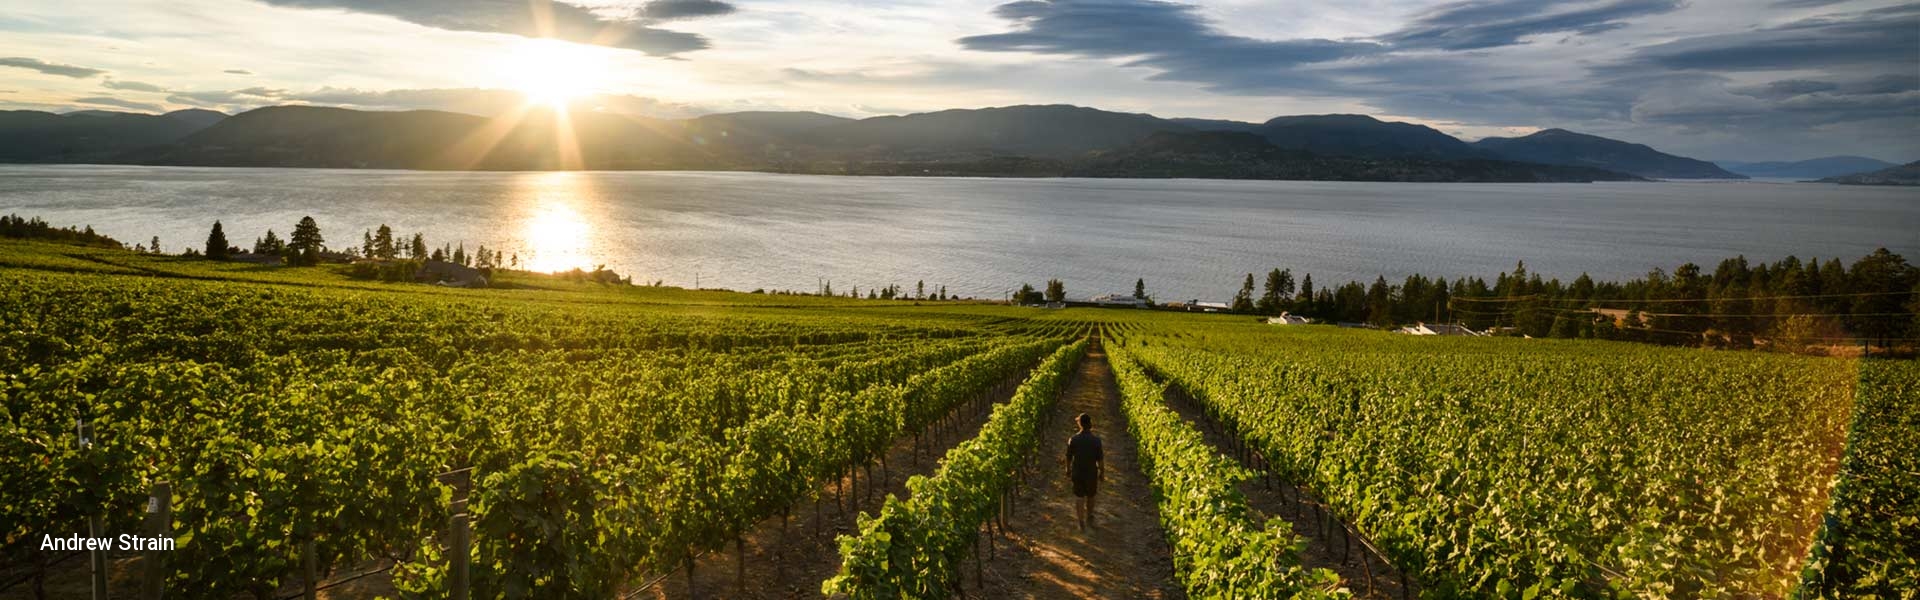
[362,229,375,258]
[1296,274,1315,315]
[254,229,285,255]
[1045,279,1066,303]
[1016,283,1037,305]
[916,280,925,300]
[453,243,467,267]
[1133,278,1147,300]
[410,233,427,260]
[1366,276,1394,327]
[374,225,396,259]
[204,221,229,260]
[1232,273,1255,312]
[1258,268,1295,314]
[150,236,161,254]
[288,216,324,266]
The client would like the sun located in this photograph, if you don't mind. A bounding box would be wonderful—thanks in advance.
[502,38,606,109]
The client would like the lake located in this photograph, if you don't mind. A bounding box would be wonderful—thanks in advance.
[2,164,1915,301]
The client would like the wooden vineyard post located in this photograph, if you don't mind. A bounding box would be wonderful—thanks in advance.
[441,467,472,600]
[77,420,108,600]
[141,481,170,600]
[302,539,318,600]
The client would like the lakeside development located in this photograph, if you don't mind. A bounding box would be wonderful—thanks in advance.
[0,236,1912,599]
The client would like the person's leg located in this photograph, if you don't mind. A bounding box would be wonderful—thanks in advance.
[1086,491,1097,527]
[1074,494,1087,530]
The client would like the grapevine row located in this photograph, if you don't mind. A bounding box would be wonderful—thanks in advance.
[822,338,1089,599]
[1106,341,1345,599]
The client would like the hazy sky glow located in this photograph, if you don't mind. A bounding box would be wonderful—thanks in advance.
[2,0,1915,161]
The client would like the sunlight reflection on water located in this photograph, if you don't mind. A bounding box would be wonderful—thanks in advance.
[515,172,597,273]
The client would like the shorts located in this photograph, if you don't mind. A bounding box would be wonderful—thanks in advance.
[1072,476,1098,498]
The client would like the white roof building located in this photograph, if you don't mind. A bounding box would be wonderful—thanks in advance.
[1266,312,1312,325]
[1398,322,1483,336]
[1090,293,1148,307]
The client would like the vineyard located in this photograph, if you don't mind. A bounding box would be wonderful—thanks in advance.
[1101,314,1916,599]
[1,238,1913,599]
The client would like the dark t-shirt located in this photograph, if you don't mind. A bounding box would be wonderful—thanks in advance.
[1067,431,1103,481]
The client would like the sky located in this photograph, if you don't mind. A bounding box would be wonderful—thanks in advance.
[1,0,1915,162]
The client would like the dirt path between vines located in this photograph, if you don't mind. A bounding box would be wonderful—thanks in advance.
[1160,384,1413,600]
[974,339,1182,600]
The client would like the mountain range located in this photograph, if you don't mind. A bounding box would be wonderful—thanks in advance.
[0,103,1830,183]
[1717,156,1899,179]
[1815,161,1920,186]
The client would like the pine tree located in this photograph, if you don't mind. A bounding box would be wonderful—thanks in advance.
[374,225,396,259]
[363,230,375,258]
[916,280,925,300]
[1259,268,1296,314]
[410,233,427,260]
[453,243,467,267]
[204,221,229,260]
[288,216,324,266]
[149,236,161,254]
[1133,278,1147,300]
[254,229,284,255]
[1232,273,1255,312]
[1296,274,1315,315]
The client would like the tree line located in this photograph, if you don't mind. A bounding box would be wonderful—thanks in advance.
[1219,249,1919,349]
[0,214,124,248]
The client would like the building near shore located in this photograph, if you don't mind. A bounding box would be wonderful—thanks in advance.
[1266,313,1312,325]
[1398,322,1483,336]
[1089,293,1148,308]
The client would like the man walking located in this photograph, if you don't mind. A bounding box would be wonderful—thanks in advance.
[1065,412,1104,531]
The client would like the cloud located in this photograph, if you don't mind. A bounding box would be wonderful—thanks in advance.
[1630,5,1920,71]
[103,79,168,93]
[166,87,288,107]
[257,0,727,56]
[957,0,1379,95]
[638,0,736,21]
[0,56,107,78]
[73,96,164,112]
[223,69,254,75]
[1381,0,1682,50]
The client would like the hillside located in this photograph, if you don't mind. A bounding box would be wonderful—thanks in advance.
[1252,114,1486,160]
[1472,128,1743,179]
[0,109,225,162]
[1720,156,1897,179]
[801,104,1187,159]
[1815,160,1920,186]
[144,105,707,170]
[1068,131,1641,182]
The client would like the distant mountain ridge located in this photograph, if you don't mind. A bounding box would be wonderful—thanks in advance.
[0,108,228,163]
[1718,156,1898,179]
[1815,161,1920,186]
[1470,129,1743,179]
[0,103,1770,182]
